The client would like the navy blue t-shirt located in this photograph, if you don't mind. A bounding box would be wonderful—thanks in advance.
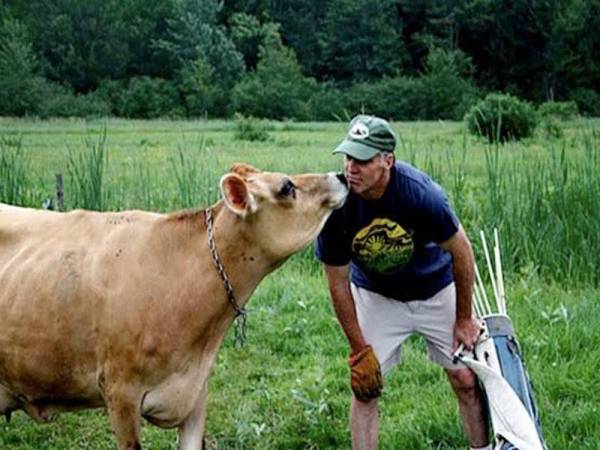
[315,161,459,301]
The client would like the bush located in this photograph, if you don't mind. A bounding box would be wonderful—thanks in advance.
[343,77,422,120]
[37,82,110,118]
[536,101,578,140]
[119,76,183,119]
[94,79,128,116]
[538,101,578,120]
[313,50,478,122]
[233,113,270,141]
[307,84,350,121]
[464,93,538,143]
[570,88,600,117]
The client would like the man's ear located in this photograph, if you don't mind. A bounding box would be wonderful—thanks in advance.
[220,173,257,217]
[230,163,260,179]
[381,152,395,169]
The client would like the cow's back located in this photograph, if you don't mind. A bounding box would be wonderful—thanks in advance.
[0,203,163,404]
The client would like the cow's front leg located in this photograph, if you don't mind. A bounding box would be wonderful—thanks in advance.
[105,384,143,450]
[177,380,208,450]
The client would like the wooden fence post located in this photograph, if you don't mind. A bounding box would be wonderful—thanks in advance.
[56,173,64,212]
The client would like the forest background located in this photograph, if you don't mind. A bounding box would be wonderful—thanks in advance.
[1,0,599,120]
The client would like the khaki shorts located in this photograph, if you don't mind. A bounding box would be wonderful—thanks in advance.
[351,282,465,372]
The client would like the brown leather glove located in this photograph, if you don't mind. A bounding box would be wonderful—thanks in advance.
[348,345,383,402]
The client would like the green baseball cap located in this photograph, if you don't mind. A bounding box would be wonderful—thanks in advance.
[333,115,396,160]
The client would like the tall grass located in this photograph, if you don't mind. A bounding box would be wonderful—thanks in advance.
[169,135,220,209]
[67,124,109,210]
[403,128,600,287]
[0,134,30,205]
[480,131,600,285]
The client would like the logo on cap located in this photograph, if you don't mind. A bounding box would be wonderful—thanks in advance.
[349,122,369,140]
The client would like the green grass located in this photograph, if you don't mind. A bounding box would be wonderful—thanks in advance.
[0,117,599,448]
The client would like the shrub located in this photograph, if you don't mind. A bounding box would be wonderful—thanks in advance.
[307,84,350,121]
[465,93,538,143]
[570,88,600,117]
[343,77,421,120]
[94,79,128,116]
[318,50,478,122]
[120,77,183,119]
[539,117,564,139]
[538,101,578,120]
[233,113,270,142]
[536,101,578,140]
[37,82,110,118]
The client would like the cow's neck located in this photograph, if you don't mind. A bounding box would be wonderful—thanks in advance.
[208,205,273,311]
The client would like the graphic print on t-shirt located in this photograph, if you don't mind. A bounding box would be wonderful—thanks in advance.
[351,218,414,274]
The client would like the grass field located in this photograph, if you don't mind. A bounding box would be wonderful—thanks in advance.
[1,118,599,449]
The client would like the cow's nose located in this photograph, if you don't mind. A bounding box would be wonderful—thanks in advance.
[336,172,347,186]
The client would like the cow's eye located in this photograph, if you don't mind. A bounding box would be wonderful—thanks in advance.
[278,179,296,199]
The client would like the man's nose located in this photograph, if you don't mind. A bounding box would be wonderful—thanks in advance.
[346,157,359,172]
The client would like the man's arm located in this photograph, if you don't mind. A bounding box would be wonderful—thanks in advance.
[323,264,367,354]
[440,225,481,351]
[323,263,383,401]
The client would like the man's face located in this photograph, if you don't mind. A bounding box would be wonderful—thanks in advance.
[343,152,394,199]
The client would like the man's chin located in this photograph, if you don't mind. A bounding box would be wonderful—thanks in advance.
[349,183,364,194]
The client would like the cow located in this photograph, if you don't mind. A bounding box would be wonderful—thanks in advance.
[0,163,348,450]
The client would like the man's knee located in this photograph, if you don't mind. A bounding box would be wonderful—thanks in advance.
[446,368,478,391]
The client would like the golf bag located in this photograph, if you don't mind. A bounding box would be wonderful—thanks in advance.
[474,314,547,450]
[456,230,548,450]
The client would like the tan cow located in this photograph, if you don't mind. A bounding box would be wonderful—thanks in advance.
[0,163,348,450]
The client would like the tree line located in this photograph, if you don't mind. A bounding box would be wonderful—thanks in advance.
[1,0,599,120]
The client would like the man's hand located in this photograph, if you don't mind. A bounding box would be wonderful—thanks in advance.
[453,317,483,352]
[348,345,383,402]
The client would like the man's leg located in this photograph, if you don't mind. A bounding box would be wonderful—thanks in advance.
[446,367,489,448]
[350,396,378,450]
[350,284,412,450]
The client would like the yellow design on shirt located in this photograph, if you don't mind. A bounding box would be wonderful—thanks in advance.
[352,218,414,274]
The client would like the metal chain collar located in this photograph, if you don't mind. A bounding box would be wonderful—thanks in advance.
[204,208,247,347]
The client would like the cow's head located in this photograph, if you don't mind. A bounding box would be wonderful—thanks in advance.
[220,163,348,259]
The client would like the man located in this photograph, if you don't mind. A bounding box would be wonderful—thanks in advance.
[315,115,490,450]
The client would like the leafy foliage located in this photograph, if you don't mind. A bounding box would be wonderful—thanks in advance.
[233,113,270,142]
[1,0,599,118]
[538,101,579,120]
[318,0,406,82]
[120,77,182,119]
[465,93,539,142]
[155,0,244,116]
[0,17,43,116]
[232,34,316,120]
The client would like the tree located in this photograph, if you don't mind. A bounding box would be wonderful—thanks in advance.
[0,17,43,115]
[318,0,407,82]
[156,0,244,115]
[266,0,332,78]
[229,13,280,70]
[232,33,316,119]
[11,0,132,92]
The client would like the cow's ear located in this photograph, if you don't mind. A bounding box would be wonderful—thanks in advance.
[230,163,260,179]
[220,173,257,217]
